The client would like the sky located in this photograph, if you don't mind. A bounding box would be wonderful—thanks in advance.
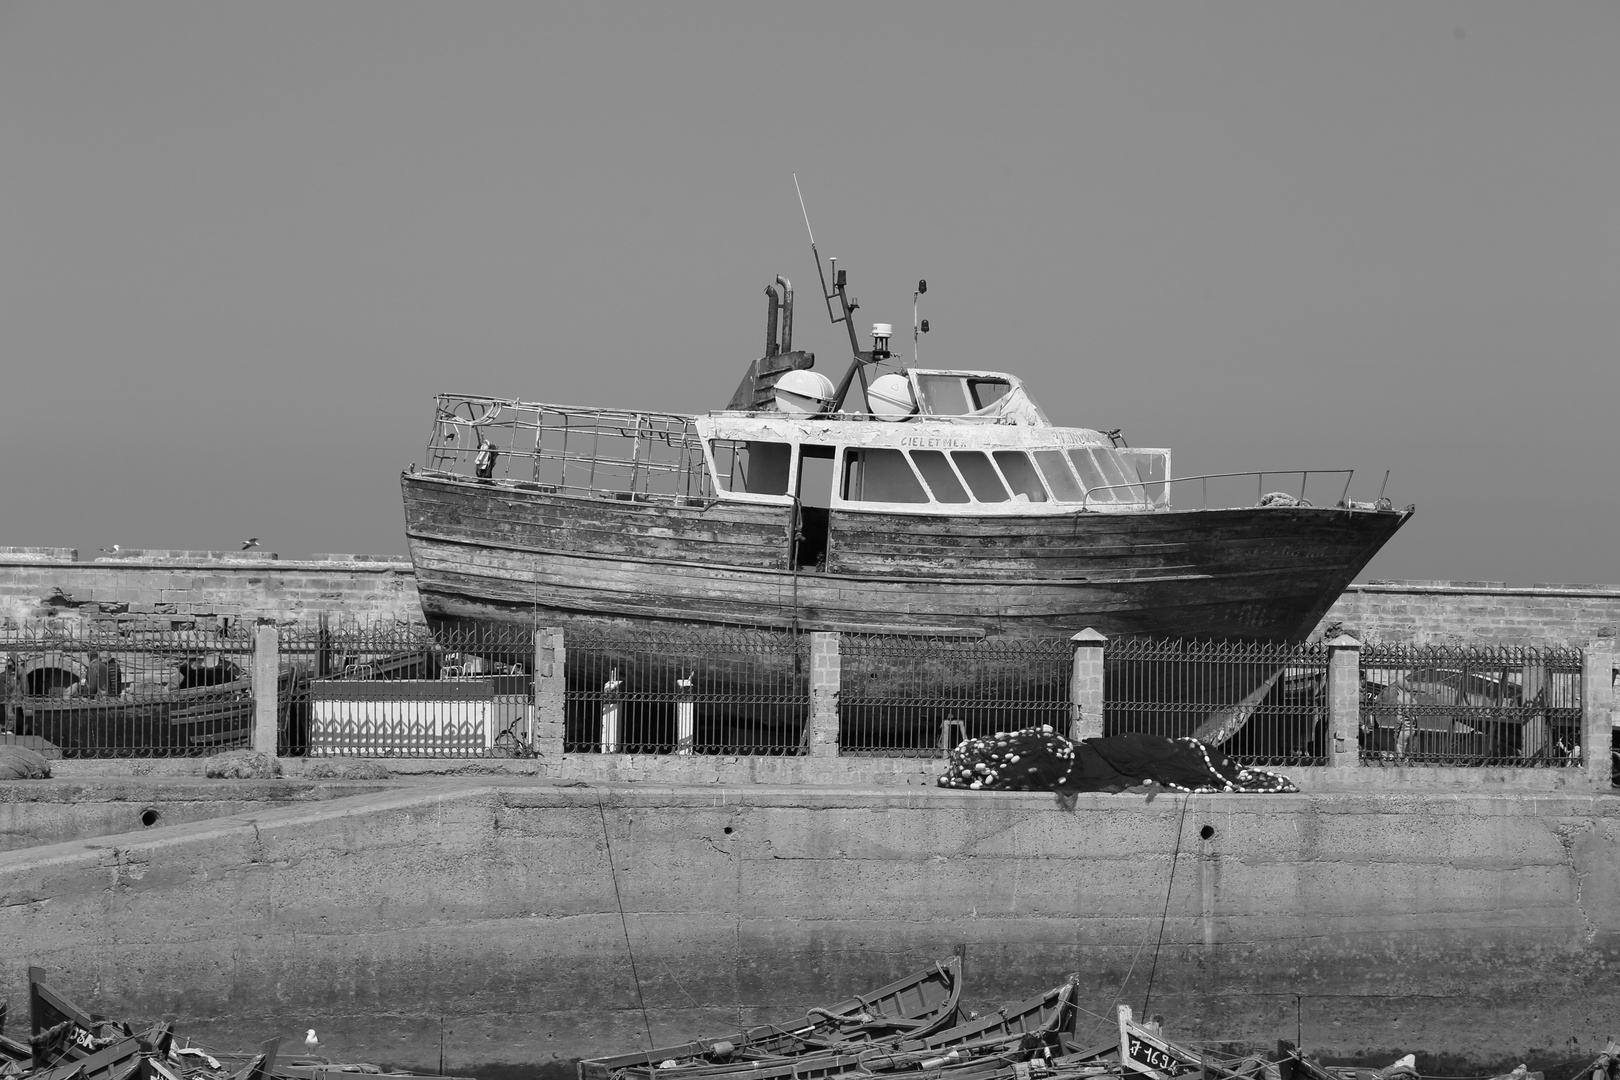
[1,2,1615,585]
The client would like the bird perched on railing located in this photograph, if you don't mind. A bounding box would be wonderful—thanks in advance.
[305,1029,319,1053]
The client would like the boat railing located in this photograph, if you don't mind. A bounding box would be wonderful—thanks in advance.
[1081,469,1357,511]
[424,394,717,503]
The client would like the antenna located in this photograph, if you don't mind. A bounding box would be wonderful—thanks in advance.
[795,174,842,329]
[791,175,870,413]
[793,173,815,247]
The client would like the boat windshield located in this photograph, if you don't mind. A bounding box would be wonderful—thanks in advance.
[914,374,1028,416]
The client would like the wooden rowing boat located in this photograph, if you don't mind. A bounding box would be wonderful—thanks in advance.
[606,975,1078,1080]
[578,956,963,1080]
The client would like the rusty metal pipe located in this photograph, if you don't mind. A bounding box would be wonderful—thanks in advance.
[763,285,780,357]
[776,276,793,353]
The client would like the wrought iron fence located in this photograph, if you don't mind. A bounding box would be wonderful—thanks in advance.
[838,634,1073,757]
[1358,643,1583,767]
[279,621,535,757]
[1105,637,1331,766]
[0,622,255,757]
[564,625,809,755]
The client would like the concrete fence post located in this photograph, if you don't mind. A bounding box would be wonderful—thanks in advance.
[1326,634,1362,768]
[252,622,279,757]
[532,627,565,759]
[808,631,841,757]
[1581,636,1615,789]
[1069,628,1106,742]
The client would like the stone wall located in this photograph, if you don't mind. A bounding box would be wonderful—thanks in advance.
[0,782,1615,1075]
[1318,581,1620,647]
[6,546,1619,646]
[0,548,420,628]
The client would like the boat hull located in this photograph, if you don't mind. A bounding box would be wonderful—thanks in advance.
[401,472,1410,642]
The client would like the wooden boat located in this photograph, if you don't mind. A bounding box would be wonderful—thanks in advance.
[607,975,1077,1080]
[18,679,256,757]
[403,247,1410,650]
[578,956,964,1080]
[27,967,174,1074]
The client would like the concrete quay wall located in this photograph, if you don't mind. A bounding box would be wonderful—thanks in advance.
[0,779,388,852]
[1,781,1616,1075]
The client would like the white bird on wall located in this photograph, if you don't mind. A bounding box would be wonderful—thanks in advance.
[305,1030,319,1052]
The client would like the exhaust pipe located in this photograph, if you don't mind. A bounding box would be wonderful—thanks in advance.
[764,284,781,357]
[776,275,793,353]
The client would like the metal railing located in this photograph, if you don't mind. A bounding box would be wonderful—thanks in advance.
[424,395,716,504]
[1081,470,1361,511]
[564,625,809,755]
[1358,643,1583,767]
[0,623,255,757]
[838,633,1072,757]
[1105,637,1331,766]
[279,622,535,758]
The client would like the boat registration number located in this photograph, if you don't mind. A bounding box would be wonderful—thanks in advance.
[1127,1037,1192,1076]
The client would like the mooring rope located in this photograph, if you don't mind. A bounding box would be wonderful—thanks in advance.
[1141,793,1192,1017]
[598,794,654,1050]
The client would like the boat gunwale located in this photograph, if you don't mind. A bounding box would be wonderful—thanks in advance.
[403,469,1410,523]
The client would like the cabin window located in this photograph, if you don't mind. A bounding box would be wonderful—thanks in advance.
[711,440,792,496]
[993,452,1047,502]
[950,451,1009,502]
[915,375,970,416]
[1032,450,1085,502]
[911,450,970,503]
[1117,449,1169,506]
[842,448,929,503]
[969,379,1011,410]
[1069,447,1144,503]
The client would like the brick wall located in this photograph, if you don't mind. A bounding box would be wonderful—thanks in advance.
[6,547,1618,645]
[0,548,421,629]
[1317,581,1620,646]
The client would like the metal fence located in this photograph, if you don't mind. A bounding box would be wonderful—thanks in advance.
[1358,643,1583,767]
[839,633,1073,757]
[564,625,809,755]
[1105,637,1331,766]
[0,623,256,757]
[279,621,535,757]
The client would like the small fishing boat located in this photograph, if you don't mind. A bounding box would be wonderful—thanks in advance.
[578,957,964,1080]
[604,976,1077,1080]
[21,968,470,1080]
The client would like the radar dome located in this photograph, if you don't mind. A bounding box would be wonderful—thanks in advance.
[774,370,835,417]
[867,373,917,421]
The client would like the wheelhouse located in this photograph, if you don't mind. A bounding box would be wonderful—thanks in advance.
[698,413,1169,514]
[421,388,1170,514]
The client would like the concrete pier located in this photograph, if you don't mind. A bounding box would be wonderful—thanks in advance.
[1,779,1615,1075]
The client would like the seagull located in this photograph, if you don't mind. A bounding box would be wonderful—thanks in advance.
[305,1029,319,1052]
[99,544,120,554]
[241,538,260,550]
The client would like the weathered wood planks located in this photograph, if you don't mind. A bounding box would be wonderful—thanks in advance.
[402,472,1410,641]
